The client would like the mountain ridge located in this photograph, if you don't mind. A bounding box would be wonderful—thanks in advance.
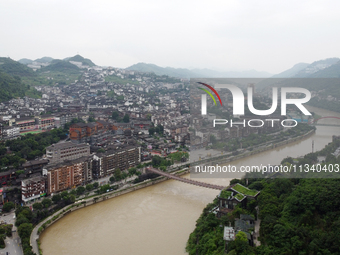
[126,62,272,78]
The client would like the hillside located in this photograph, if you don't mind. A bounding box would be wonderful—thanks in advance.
[126,63,272,79]
[272,62,309,78]
[294,58,339,77]
[0,57,36,77]
[39,59,80,72]
[309,60,340,78]
[18,58,33,65]
[34,56,54,63]
[126,63,197,78]
[0,72,27,101]
[67,54,95,67]
[37,59,82,85]
[258,57,340,113]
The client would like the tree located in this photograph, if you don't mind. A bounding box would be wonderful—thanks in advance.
[97,148,105,153]
[88,116,96,122]
[109,177,115,183]
[93,182,99,189]
[61,191,68,198]
[76,186,85,195]
[52,194,61,203]
[210,134,217,144]
[68,194,76,203]
[112,111,119,120]
[123,114,130,123]
[15,215,29,227]
[41,198,52,208]
[2,202,14,212]
[32,202,43,211]
[152,156,162,167]
[18,223,33,239]
[149,127,155,135]
[114,168,122,181]
[128,167,137,176]
[86,184,93,191]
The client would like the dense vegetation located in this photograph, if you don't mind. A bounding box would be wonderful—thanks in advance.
[0,58,42,102]
[0,72,28,101]
[0,224,13,248]
[15,192,79,255]
[67,54,95,66]
[186,139,340,255]
[0,57,36,77]
[0,128,67,170]
[167,151,189,162]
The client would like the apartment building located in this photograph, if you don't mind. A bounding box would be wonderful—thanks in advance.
[21,176,47,203]
[44,157,91,194]
[69,121,111,145]
[2,126,20,139]
[46,141,90,164]
[92,146,141,178]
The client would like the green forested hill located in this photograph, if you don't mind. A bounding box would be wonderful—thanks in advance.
[0,72,27,101]
[0,58,42,101]
[186,139,340,255]
[0,57,36,77]
[310,60,340,78]
[39,59,80,72]
[67,54,95,66]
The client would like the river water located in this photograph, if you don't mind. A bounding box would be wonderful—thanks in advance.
[40,106,340,255]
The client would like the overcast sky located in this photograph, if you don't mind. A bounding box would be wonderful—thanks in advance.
[1,0,340,74]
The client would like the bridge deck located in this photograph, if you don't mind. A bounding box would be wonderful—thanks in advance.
[148,167,225,190]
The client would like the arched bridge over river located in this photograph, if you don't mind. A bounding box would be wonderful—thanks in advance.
[147,167,225,190]
[309,116,340,126]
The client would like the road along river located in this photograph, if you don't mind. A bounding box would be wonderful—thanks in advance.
[40,106,340,255]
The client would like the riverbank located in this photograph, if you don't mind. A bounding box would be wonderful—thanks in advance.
[30,168,190,255]
[33,129,315,254]
[191,129,315,167]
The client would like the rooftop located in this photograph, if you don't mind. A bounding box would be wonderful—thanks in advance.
[231,183,260,197]
[46,141,89,151]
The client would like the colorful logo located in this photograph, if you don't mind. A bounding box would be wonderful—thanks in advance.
[197,82,222,106]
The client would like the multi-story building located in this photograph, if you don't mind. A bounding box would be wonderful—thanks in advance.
[15,117,37,131]
[44,157,91,194]
[2,126,20,139]
[46,142,90,164]
[21,176,47,203]
[92,146,141,179]
[69,121,110,145]
[22,159,49,177]
[57,112,77,128]
[39,115,55,129]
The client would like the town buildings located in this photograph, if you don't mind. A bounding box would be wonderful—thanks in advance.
[44,158,88,194]
[21,176,47,203]
[46,142,90,164]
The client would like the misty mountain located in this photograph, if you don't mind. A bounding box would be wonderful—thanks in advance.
[0,57,36,77]
[272,63,310,78]
[126,63,197,78]
[38,59,80,73]
[293,58,340,77]
[34,57,54,63]
[65,55,96,67]
[308,60,340,78]
[18,58,33,65]
[126,63,272,79]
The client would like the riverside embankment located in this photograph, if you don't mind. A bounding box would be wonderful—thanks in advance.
[39,106,340,255]
[192,128,315,168]
[31,168,190,255]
